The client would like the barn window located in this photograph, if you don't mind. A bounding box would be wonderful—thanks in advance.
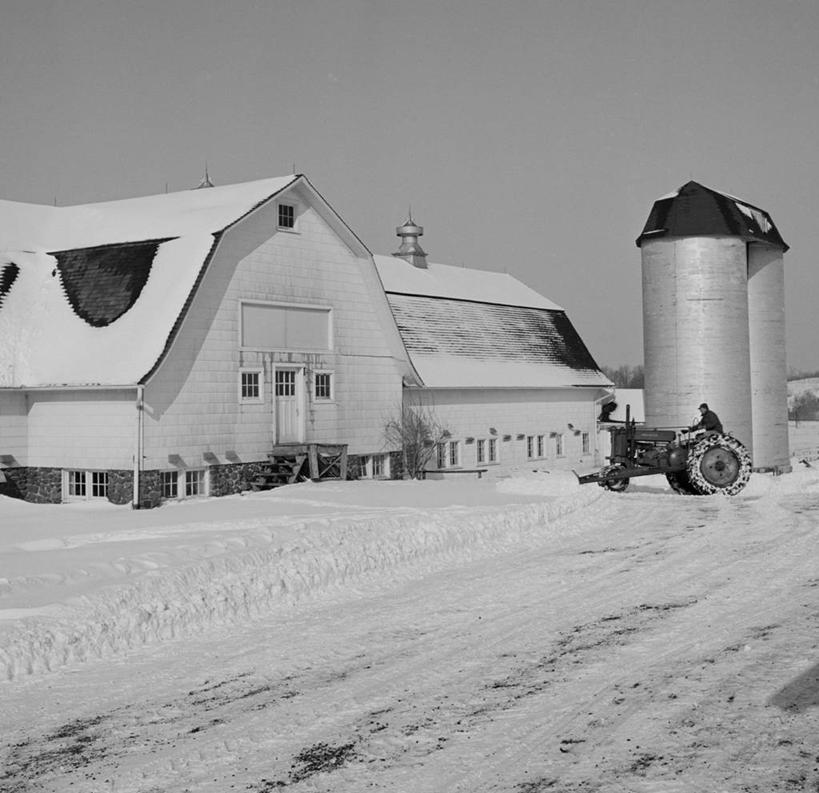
[161,471,178,499]
[64,470,108,500]
[161,469,208,500]
[449,441,460,467]
[241,301,331,351]
[185,470,206,497]
[314,371,333,400]
[239,369,263,402]
[278,203,296,230]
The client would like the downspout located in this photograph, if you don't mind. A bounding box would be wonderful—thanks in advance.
[133,385,144,508]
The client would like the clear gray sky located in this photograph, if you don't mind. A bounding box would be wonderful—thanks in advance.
[2,0,817,370]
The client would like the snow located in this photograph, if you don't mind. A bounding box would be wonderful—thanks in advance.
[405,353,609,388]
[3,465,819,791]
[0,475,599,681]
[0,176,297,387]
[374,254,562,310]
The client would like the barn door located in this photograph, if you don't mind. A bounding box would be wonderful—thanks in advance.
[274,368,304,443]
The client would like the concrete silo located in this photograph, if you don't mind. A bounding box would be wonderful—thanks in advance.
[637,182,790,472]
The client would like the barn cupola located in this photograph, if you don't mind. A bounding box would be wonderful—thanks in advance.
[394,212,428,269]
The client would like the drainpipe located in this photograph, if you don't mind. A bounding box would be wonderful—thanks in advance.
[133,385,144,509]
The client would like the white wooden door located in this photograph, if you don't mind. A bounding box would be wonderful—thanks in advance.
[274,369,303,442]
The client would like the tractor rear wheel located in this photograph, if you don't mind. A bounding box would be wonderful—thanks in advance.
[666,470,698,495]
[686,434,752,496]
[599,463,630,492]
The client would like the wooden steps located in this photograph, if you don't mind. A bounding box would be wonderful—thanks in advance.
[250,444,348,491]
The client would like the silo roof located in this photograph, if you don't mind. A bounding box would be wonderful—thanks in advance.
[636,181,788,251]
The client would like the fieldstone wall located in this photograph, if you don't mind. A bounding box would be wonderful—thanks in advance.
[209,461,269,497]
[136,470,163,509]
[0,467,62,503]
[107,470,134,506]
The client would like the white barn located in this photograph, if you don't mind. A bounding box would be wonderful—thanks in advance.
[0,176,611,504]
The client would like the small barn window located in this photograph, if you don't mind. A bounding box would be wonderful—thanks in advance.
[239,369,263,402]
[91,472,109,498]
[185,470,206,497]
[64,470,108,500]
[161,471,178,499]
[314,371,333,400]
[449,441,460,467]
[278,203,296,230]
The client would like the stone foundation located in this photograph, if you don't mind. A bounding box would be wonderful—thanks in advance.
[209,461,269,497]
[0,467,62,503]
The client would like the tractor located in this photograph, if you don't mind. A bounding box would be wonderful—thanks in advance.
[575,406,752,495]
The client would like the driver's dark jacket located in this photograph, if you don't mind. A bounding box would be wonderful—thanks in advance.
[693,410,723,434]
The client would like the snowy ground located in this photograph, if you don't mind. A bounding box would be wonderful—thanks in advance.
[2,466,819,792]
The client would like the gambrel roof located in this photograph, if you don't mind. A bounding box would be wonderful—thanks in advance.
[636,181,788,251]
[374,255,610,389]
[0,176,308,388]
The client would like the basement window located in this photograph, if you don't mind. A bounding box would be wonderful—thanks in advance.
[64,470,109,500]
[161,469,208,500]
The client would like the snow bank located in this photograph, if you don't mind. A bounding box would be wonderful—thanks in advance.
[0,477,601,681]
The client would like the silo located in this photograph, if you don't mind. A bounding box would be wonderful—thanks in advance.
[637,182,789,470]
[748,244,790,470]
[641,236,752,450]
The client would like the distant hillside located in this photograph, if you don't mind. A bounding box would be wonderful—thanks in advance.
[787,378,819,420]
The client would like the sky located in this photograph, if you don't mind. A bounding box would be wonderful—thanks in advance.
[1,0,818,370]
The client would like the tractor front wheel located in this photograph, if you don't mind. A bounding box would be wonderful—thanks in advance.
[599,463,630,492]
[666,470,698,495]
[686,434,752,496]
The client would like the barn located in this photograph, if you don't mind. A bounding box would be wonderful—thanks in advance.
[0,176,611,504]
[376,218,612,477]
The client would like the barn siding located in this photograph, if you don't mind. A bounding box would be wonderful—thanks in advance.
[0,391,28,466]
[408,387,603,473]
[142,194,407,470]
[25,390,134,469]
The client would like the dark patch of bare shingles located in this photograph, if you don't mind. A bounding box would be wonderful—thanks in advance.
[0,261,19,308]
[387,295,602,373]
[50,237,174,327]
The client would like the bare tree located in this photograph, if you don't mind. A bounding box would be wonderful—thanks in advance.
[384,404,450,479]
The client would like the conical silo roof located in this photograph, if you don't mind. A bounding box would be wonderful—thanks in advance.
[636,181,788,251]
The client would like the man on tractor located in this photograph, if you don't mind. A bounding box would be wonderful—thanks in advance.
[690,403,723,435]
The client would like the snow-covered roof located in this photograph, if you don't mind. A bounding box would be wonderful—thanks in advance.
[0,176,298,387]
[375,255,609,389]
[374,254,562,310]
[636,181,788,251]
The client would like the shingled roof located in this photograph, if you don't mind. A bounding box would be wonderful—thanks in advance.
[374,255,609,389]
[636,181,788,250]
[0,176,299,387]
